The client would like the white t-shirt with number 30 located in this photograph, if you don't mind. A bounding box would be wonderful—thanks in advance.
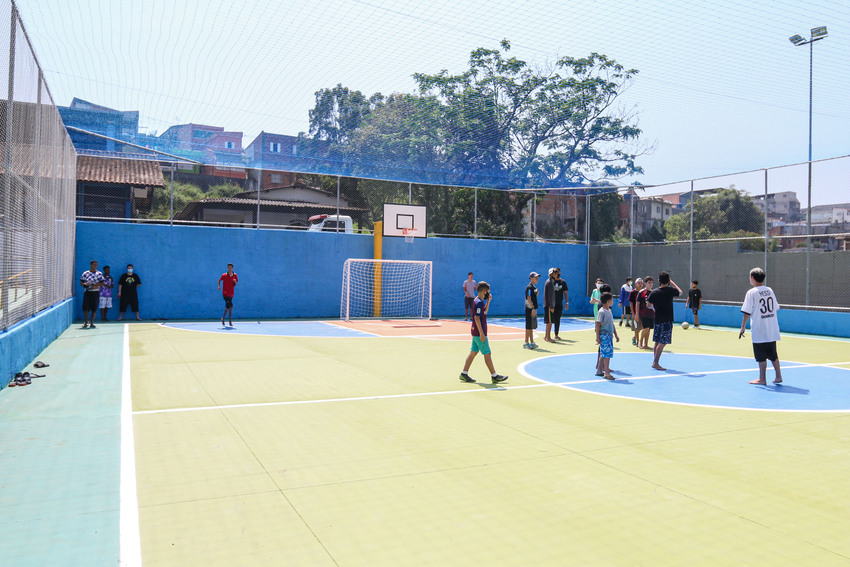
[741,285,781,343]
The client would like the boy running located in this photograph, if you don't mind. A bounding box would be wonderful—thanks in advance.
[460,281,509,384]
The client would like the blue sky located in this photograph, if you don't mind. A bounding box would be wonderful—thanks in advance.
[15,0,850,205]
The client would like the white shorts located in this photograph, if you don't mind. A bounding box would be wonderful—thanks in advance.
[99,297,113,309]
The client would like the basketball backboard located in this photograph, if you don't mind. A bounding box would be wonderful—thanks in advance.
[382,203,427,238]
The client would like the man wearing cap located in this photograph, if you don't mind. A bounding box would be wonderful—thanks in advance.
[543,268,558,343]
[524,271,540,349]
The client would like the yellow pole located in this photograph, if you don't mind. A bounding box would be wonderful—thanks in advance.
[373,221,382,317]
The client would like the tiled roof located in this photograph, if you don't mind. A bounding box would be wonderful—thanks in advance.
[77,155,165,186]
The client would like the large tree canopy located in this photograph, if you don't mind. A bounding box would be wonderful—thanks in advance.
[303,40,646,189]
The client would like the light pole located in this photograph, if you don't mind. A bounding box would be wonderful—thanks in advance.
[789,26,827,306]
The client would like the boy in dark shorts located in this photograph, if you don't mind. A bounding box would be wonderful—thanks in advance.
[524,272,540,349]
[629,278,643,346]
[80,260,104,329]
[459,281,509,384]
[218,263,238,327]
[739,267,782,385]
[647,271,682,371]
[686,280,702,328]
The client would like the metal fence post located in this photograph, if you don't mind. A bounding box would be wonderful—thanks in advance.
[689,180,694,284]
[2,4,17,331]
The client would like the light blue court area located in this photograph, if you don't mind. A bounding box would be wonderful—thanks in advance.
[492,316,596,331]
[520,352,850,412]
[160,321,375,337]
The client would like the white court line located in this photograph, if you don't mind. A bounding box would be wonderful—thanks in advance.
[120,324,142,566]
[133,384,550,416]
[132,356,850,418]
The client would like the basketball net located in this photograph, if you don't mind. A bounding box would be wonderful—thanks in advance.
[402,227,416,243]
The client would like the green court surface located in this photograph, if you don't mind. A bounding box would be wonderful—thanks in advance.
[2,320,849,566]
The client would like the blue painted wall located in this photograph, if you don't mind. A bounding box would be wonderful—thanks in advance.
[75,222,588,320]
[0,299,74,387]
[73,222,848,337]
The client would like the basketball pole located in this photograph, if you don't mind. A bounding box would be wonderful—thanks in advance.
[373,221,382,317]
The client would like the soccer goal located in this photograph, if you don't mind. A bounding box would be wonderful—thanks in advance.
[341,259,433,320]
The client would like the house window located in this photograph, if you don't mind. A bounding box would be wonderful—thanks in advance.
[225,141,234,149]
[656,206,660,213]
[269,142,281,153]
[270,173,283,184]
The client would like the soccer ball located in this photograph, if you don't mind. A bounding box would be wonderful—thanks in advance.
[681,321,690,329]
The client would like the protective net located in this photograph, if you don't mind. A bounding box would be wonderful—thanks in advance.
[340,259,432,320]
[0,1,77,332]
[584,159,850,310]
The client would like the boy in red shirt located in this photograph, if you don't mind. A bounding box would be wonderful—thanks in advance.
[218,263,238,327]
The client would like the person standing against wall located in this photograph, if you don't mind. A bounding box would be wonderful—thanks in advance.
[99,265,114,322]
[80,260,104,329]
[462,272,477,321]
[117,264,142,321]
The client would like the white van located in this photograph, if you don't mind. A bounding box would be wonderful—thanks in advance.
[307,214,354,233]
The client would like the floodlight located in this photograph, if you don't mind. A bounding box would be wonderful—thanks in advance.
[789,34,805,45]
[810,26,828,39]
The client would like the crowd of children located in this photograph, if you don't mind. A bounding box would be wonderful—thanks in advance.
[459,267,782,387]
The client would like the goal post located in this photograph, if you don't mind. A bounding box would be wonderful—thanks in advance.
[341,259,433,321]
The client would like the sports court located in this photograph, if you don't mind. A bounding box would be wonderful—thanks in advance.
[3,316,849,566]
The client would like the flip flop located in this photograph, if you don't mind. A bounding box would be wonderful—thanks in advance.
[34,361,49,368]
[28,373,46,378]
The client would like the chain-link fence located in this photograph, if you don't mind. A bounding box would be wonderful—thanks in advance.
[587,157,850,309]
[0,1,76,332]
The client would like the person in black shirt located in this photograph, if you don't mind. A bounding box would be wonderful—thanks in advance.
[552,268,569,339]
[118,264,142,321]
[648,271,682,371]
[686,280,702,328]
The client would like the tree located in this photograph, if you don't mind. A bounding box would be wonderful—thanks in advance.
[145,181,204,219]
[664,187,765,243]
[413,40,647,187]
[587,190,623,242]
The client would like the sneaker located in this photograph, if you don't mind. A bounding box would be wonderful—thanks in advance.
[81,324,88,329]
[523,343,530,349]
[89,324,96,329]
[459,373,476,383]
[21,372,31,385]
[15,373,29,387]
[530,343,539,349]
[632,338,637,346]
[9,372,22,387]
[491,374,508,384]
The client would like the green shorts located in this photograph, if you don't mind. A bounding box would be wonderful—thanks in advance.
[470,336,491,355]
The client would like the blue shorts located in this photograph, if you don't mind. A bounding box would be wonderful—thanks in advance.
[653,321,673,344]
[599,333,614,358]
[470,336,491,355]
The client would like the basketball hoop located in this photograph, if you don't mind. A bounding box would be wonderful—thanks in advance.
[402,227,417,243]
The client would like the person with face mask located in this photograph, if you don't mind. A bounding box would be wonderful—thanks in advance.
[117,264,142,321]
[590,277,604,319]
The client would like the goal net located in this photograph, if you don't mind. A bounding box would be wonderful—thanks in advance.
[341,259,433,320]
